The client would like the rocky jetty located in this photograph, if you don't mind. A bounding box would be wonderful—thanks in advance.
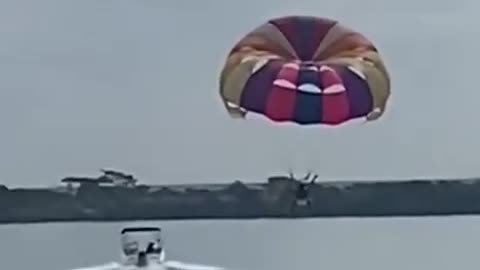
[2,175,480,224]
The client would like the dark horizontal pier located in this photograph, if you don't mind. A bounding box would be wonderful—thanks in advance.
[2,176,480,224]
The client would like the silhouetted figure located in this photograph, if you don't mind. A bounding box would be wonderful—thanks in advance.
[296,172,317,202]
[290,172,318,212]
[137,251,147,267]
[146,241,162,254]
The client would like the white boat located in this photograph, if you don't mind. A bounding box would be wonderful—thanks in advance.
[120,227,165,267]
[70,226,225,270]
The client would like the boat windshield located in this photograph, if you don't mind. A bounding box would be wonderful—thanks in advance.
[121,227,163,255]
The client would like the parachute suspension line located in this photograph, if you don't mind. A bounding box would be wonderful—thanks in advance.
[276,135,312,179]
[276,135,293,176]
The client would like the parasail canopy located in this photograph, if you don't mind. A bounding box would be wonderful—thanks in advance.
[219,16,391,126]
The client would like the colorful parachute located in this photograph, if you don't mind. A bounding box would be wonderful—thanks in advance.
[219,16,391,125]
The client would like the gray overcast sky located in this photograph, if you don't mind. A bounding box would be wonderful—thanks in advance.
[1,0,479,187]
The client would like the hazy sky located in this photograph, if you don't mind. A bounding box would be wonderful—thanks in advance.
[1,0,479,187]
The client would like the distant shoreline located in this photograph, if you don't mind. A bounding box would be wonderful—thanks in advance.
[2,176,480,225]
[2,213,480,226]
